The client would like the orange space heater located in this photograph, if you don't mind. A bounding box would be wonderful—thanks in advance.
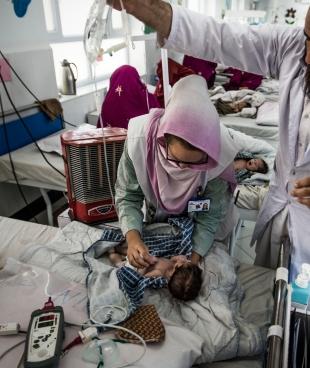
[61,127,127,223]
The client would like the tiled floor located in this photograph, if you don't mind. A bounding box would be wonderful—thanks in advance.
[233,220,257,264]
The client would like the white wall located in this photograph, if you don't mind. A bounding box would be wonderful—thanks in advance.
[0,0,100,218]
[258,0,309,25]
[0,0,49,49]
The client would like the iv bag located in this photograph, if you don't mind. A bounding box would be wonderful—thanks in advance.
[83,0,111,63]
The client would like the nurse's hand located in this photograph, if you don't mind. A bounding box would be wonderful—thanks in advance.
[126,229,157,268]
[291,176,310,208]
[191,251,202,265]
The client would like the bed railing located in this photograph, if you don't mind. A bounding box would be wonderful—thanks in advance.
[265,237,291,368]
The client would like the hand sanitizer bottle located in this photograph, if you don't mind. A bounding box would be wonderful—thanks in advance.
[292,263,310,306]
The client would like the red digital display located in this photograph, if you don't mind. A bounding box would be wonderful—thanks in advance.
[39,314,54,322]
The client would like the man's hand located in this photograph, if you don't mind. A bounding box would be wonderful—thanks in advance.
[291,176,310,208]
[106,0,172,40]
[126,230,157,268]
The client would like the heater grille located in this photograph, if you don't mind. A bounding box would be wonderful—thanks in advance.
[66,140,125,204]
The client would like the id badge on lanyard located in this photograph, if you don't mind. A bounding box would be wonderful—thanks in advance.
[187,186,211,213]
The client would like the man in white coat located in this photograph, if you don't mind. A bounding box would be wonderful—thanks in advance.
[108,0,310,276]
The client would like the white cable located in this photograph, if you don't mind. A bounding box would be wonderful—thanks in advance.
[85,0,133,218]
[104,42,127,56]
[98,114,116,215]
[0,339,26,361]
[145,87,150,112]
[92,63,101,113]
[93,305,128,325]
[78,319,147,368]
[119,0,135,49]
[161,48,170,107]
[91,62,115,216]
[44,271,51,298]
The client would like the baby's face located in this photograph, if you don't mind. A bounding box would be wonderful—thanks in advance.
[246,158,264,172]
[229,100,248,112]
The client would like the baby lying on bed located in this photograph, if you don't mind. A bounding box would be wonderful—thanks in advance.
[109,245,202,301]
[211,86,265,117]
[234,151,268,184]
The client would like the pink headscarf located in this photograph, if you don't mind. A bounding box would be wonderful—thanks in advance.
[146,75,224,214]
[97,65,160,129]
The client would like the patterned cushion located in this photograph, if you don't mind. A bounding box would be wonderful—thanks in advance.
[115,304,165,343]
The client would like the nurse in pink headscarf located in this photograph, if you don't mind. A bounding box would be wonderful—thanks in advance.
[97,65,160,129]
[115,75,243,268]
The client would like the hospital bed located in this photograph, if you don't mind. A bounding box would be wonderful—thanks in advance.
[0,104,68,225]
[0,216,277,368]
[218,76,279,150]
[0,134,66,226]
[0,109,96,225]
[220,116,278,149]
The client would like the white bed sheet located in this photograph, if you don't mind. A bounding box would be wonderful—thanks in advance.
[0,133,66,189]
[0,216,59,268]
[220,116,278,149]
[0,217,274,368]
[0,124,96,191]
[0,217,203,368]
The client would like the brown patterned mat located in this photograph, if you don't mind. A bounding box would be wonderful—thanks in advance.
[115,304,165,344]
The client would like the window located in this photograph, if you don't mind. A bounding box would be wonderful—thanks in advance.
[43,0,57,32]
[43,0,130,89]
[186,0,217,18]
[58,0,91,37]
[187,0,200,13]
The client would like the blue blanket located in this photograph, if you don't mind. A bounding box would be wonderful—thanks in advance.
[98,217,194,313]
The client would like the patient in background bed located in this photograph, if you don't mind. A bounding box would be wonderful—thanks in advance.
[212,88,265,117]
[234,152,268,184]
[215,99,250,115]
[223,67,263,91]
[109,246,202,301]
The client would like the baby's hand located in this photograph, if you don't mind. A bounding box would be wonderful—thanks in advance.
[170,255,188,262]
[149,255,158,264]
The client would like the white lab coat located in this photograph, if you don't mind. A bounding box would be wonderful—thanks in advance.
[163,5,310,275]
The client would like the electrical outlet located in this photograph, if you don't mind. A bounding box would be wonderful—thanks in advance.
[0,58,12,82]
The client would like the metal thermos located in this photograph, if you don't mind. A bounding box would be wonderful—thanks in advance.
[60,59,78,95]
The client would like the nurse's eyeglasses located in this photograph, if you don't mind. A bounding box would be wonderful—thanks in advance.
[165,141,208,166]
